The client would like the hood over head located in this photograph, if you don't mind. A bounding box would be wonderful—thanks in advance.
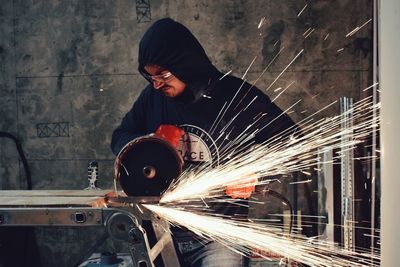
[138,18,221,102]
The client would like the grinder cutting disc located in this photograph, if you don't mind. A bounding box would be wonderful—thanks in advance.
[114,136,183,196]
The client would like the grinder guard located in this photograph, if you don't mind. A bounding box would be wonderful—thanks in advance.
[114,136,183,196]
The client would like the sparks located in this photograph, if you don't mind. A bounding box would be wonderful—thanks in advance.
[297,4,308,17]
[290,179,312,185]
[220,70,233,80]
[136,204,144,214]
[161,97,380,203]
[271,81,295,103]
[304,28,315,39]
[265,49,304,91]
[363,82,379,91]
[144,205,380,266]
[258,17,267,29]
[242,56,257,80]
[303,27,313,36]
[345,18,372,37]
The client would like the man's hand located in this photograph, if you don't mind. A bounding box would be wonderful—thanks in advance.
[225,177,257,199]
[155,124,184,148]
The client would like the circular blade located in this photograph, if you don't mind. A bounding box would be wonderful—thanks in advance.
[115,136,182,196]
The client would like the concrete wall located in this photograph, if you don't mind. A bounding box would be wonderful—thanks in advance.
[0,0,373,191]
[0,0,373,265]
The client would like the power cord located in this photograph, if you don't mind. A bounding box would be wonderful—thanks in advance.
[0,131,32,189]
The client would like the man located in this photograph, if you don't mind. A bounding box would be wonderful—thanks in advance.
[111,18,295,267]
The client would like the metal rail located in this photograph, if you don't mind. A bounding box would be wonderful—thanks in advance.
[340,97,355,250]
[0,192,180,267]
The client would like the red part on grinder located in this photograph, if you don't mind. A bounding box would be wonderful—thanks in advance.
[155,125,184,148]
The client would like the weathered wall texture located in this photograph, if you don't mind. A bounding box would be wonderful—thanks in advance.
[0,0,373,191]
[0,0,373,265]
[0,0,373,190]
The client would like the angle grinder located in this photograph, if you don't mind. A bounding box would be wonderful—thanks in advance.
[114,125,184,196]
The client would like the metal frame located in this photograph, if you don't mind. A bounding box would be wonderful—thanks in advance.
[340,97,355,250]
[317,148,334,244]
[0,192,180,267]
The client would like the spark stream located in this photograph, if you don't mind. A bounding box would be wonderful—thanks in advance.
[161,97,380,204]
[144,205,380,266]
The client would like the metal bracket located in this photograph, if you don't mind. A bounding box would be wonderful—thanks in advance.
[0,208,103,226]
[151,217,181,267]
[105,210,153,267]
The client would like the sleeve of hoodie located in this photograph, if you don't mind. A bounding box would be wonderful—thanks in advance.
[254,93,298,143]
[234,83,297,144]
[110,88,149,155]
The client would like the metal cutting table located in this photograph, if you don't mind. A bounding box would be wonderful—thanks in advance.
[0,190,180,267]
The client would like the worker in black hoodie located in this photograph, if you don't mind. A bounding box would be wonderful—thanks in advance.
[111,18,296,267]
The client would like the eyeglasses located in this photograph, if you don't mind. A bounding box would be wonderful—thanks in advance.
[141,71,174,83]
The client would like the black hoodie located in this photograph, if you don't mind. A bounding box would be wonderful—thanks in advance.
[112,16,298,215]
[111,18,295,161]
[111,18,297,247]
